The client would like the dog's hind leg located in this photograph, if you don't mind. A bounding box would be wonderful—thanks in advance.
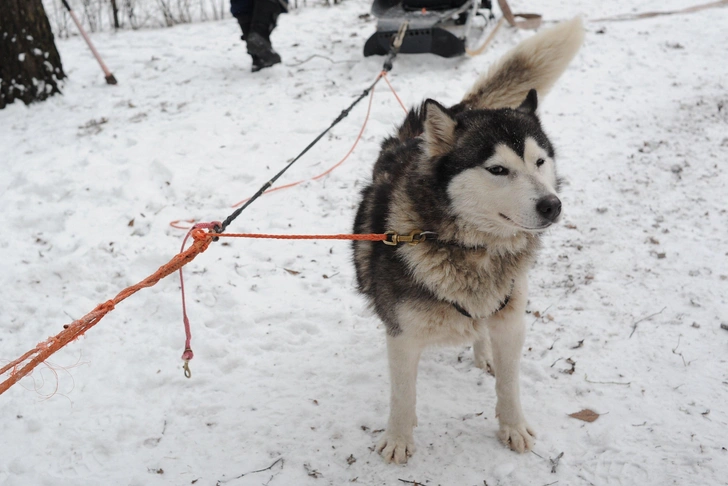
[486,278,535,453]
[473,329,494,375]
[377,333,424,464]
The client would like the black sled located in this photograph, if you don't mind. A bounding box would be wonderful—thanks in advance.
[363,0,494,58]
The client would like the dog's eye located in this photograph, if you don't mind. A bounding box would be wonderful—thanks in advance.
[486,166,509,176]
[536,158,546,167]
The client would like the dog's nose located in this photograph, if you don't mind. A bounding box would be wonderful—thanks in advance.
[536,195,562,222]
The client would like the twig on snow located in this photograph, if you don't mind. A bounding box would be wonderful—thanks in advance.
[629,306,667,338]
[531,450,564,476]
[571,340,584,350]
[398,479,427,485]
[672,334,687,367]
[531,304,554,326]
[584,374,631,386]
[286,54,358,67]
[217,458,284,485]
[304,462,323,478]
[263,466,284,486]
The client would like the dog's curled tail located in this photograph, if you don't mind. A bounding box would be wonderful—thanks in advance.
[461,17,584,110]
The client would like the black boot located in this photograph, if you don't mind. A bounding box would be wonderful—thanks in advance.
[246,0,286,71]
[235,14,268,70]
[246,32,281,71]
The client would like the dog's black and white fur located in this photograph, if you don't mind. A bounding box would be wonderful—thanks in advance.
[352,18,584,464]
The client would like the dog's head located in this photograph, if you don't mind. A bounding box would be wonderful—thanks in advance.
[422,90,561,238]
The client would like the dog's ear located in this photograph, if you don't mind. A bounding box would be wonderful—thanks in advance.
[423,99,456,158]
[516,89,538,115]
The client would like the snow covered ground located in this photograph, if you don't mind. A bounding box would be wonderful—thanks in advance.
[2,0,727,484]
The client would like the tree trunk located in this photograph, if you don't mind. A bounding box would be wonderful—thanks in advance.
[110,0,121,29]
[0,0,65,109]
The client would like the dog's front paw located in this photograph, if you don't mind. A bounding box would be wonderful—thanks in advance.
[497,422,536,453]
[376,432,415,464]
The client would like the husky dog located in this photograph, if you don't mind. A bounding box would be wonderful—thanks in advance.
[352,18,584,464]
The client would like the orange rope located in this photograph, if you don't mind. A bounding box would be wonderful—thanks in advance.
[0,229,214,396]
[3,71,413,393]
[170,218,196,229]
[0,229,391,395]
[381,72,409,114]
[212,232,388,241]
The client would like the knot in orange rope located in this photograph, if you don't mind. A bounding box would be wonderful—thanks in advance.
[191,228,212,242]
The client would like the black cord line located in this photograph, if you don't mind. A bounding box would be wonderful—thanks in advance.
[214,29,407,235]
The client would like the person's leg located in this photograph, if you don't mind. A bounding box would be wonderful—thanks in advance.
[246,0,287,71]
[250,0,287,41]
[230,0,254,38]
[232,0,265,69]
[235,15,252,41]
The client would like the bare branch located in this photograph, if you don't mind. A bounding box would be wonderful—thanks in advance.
[584,374,631,386]
[672,334,687,367]
[629,306,667,338]
[550,452,564,473]
[217,458,283,485]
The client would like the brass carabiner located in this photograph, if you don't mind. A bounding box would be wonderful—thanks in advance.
[182,360,192,379]
[383,230,426,246]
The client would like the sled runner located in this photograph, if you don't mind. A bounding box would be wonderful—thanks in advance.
[363,0,496,58]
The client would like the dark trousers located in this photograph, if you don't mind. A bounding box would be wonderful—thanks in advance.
[230,0,288,17]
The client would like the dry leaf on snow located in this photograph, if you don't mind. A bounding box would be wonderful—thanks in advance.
[569,409,600,422]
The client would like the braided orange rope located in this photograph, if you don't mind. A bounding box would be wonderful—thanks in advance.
[0,230,390,395]
[0,229,214,396]
[213,232,388,241]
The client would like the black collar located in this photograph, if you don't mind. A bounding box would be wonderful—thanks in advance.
[452,294,510,319]
[451,280,514,319]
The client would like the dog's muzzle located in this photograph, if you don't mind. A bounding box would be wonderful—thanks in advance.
[536,195,562,223]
